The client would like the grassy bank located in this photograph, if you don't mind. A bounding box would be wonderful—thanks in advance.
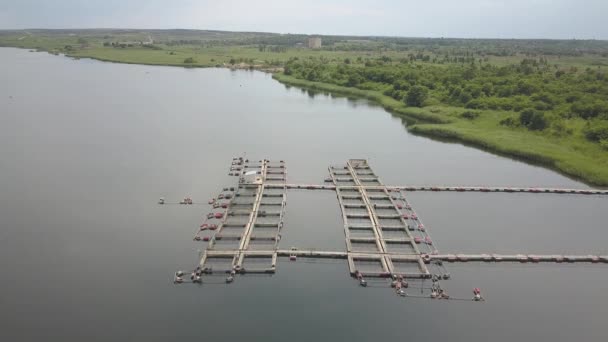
[273,73,608,186]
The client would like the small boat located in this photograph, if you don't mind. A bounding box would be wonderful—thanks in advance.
[158,197,165,205]
[473,288,483,301]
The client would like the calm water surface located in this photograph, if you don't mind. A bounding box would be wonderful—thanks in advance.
[1,48,607,341]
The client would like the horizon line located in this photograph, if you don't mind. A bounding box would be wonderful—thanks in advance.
[0,27,606,42]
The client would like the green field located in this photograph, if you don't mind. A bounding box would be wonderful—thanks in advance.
[2,29,608,185]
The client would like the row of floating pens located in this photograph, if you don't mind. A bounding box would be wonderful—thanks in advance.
[194,187,238,242]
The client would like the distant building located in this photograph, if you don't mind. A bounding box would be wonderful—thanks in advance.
[307,37,322,49]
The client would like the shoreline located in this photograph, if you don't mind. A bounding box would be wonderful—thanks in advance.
[272,73,608,187]
[3,46,606,186]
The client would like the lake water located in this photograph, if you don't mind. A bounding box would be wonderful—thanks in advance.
[1,47,607,341]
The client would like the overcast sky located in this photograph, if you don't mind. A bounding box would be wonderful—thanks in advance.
[0,0,606,39]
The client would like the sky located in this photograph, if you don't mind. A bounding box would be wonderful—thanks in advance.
[0,0,607,39]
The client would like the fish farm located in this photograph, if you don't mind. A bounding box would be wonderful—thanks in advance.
[162,158,608,301]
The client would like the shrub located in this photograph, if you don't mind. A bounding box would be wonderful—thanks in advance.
[500,117,518,127]
[519,109,547,130]
[571,100,608,119]
[405,85,429,107]
[460,111,480,120]
[583,121,608,142]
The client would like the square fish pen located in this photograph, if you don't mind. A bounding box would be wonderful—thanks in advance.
[238,252,277,274]
[348,226,376,239]
[384,240,417,254]
[348,239,381,253]
[217,224,247,238]
[348,255,390,276]
[388,256,430,279]
[247,238,279,251]
[200,253,238,273]
[380,226,409,239]
[209,237,241,250]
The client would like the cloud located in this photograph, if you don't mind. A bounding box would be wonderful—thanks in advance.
[0,0,606,39]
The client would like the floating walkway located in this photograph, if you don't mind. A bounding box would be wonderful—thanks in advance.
[277,184,608,195]
[167,157,606,300]
[273,250,608,264]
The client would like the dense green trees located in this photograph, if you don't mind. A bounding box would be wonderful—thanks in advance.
[405,85,428,107]
[283,55,608,145]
